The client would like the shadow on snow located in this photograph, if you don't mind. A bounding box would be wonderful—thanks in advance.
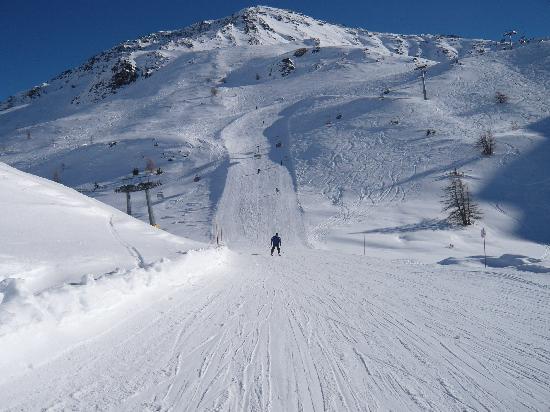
[478,116,550,244]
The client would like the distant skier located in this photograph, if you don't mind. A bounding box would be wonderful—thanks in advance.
[270,233,282,256]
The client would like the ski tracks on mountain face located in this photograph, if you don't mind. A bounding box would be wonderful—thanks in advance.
[3,249,549,411]
[215,104,306,247]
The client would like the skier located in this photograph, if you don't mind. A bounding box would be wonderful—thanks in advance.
[270,233,282,256]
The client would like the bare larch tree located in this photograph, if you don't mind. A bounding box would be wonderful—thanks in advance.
[442,172,482,226]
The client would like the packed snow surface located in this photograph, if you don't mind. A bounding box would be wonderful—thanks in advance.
[1,5,549,411]
[2,249,549,410]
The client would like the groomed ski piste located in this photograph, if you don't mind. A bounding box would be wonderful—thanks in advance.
[1,6,549,411]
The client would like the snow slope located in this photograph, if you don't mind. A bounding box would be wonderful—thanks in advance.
[1,249,549,410]
[1,5,550,411]
[0,163,229,379]
[0,162,201,292]
[1,6,548,260]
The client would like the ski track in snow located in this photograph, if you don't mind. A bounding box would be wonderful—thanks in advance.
[2,250,549,411]
[215,102,306,247]
[108,215,147,268]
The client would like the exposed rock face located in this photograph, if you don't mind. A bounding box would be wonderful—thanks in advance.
[279,58,295,76]
[110,60,138,91]
[0,96,16,111]
[26,86,43,99]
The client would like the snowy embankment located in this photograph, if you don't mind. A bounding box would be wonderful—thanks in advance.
[0,162,203,291]
[0,163,228,381]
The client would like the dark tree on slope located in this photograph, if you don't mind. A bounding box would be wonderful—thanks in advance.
[495,91,508,104]
[53,169,61,183]
[145,158,156,174]
[476,130,496,156]
[442,173,481,226]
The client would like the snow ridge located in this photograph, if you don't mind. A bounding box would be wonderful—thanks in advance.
[1,6,500,109]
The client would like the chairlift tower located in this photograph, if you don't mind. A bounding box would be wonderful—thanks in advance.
[415,64,428,100]
[115,179,162,226]
[504,30,517,49]
[254,144,262,160]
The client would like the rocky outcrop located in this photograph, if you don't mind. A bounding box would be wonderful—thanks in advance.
[26,86,43,99]
[109,60,138,91]
[279,58,295,76]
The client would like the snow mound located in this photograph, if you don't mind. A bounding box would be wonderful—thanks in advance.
[0,247,228,337]
[0,247,229,383]
[0,162,202,293]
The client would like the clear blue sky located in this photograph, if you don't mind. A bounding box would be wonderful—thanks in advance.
[1,0,549,100]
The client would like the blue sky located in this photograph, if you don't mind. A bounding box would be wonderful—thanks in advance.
[1,0,549,100]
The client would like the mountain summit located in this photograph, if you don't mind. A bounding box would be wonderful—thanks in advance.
[2,6,496,108]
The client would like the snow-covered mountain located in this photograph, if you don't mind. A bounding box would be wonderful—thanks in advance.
[2,6,497,108]
[1,6,550,410]
[1,5,547,252]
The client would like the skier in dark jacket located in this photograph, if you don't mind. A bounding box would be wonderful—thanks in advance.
[271,233,281,256]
